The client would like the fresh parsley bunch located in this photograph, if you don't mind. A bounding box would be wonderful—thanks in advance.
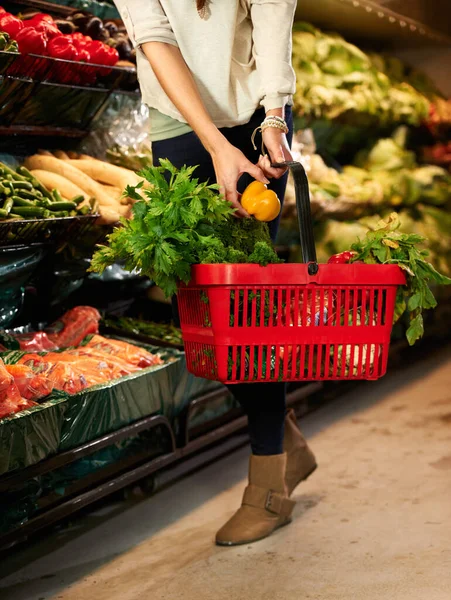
[90,160,281,297]
[350,213,451,345]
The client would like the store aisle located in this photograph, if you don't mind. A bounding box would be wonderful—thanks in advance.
[1,347,451,600]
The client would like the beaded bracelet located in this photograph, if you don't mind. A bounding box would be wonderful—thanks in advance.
[251,116,289,153]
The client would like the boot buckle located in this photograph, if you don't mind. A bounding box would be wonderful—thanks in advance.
[265,490,276,513]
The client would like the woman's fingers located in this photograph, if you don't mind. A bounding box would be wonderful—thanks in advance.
[242,161,269,184]
[258,154,286,179]
[220,184,249,218]
[261,127,292,178]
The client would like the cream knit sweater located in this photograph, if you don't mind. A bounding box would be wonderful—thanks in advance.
[115,0,297,127]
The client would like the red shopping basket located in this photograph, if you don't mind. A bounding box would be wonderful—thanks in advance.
[177,161,406,383]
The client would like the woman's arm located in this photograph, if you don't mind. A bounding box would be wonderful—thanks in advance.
[141,42,268,217]
[250,0,296,178]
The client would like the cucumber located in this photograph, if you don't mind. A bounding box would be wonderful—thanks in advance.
[0,162,27,182]
[12,206,46,217]
[12,196,36,207]
[2,197,14,215]
[10,181,33,191]
[52,189,65,203]
[16,167,53,200]
[48,201,77,211]
[14,190,42,201]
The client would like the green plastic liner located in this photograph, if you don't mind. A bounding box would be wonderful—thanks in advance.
[0,341,223,476]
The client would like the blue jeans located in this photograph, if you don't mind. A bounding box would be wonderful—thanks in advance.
[152,107,293,455]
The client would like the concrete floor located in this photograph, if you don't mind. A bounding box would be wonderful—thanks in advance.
[1,346,451,600]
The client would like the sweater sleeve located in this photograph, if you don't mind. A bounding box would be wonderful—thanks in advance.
[250,0,297,111]
[114,0,178,48]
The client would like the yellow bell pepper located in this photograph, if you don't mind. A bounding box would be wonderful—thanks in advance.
[241,181,281,222]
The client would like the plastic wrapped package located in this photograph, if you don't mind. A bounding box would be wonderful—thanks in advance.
[18,354,90,395]
[0,359,36,419]
[45,306,101,348]
[5,363,54,401]
[81,93,151,163]
[85,335,162,368]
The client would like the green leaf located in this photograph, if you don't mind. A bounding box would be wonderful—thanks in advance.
[407,292,421,312]
[417,260,451,286]
[406,314,424,346]
[393,288,406,323]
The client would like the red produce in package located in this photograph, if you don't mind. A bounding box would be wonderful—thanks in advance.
[5,363,54,400]
[0,359,37,419]
[19,354,89,395]
[45,306,101,348]
[85,335,163,368]
[15,331,58,352]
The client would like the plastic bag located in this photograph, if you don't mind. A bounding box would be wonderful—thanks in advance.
[65,347,140,376]
[18,354,89,395]
[81,93,151,162]
[0,358,36,419]
[85,335,163,368]
[5,363,54,401]
[15,331,57,352]
[45,306,101,348]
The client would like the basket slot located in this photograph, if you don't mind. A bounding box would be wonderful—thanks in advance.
[251,289,258,327]
[369,287,376,326]
[356,341,364,376]
[324,343,331,378]
[248,344,255,380]
[293,287,299,327]
[319,288,326,328]
[272,345,280,381]
[242,289,248,328]
[315,344,322,378]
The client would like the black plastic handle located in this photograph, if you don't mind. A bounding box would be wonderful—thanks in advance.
[271,161,318,275]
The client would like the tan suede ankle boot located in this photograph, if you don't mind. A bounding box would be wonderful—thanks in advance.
[284,408,317,496]
[215,453,295,547]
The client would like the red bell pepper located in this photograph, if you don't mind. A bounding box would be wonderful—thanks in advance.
[87,40,118,66]
[77,47,91,63]
[0,6,7,13]
[70,32,92,48]
[26,13,60,39]
[47,35,79,61]
[47,35,80,83]
[15,27,47,55]
[327,251,357,264]
[0,13,24,38]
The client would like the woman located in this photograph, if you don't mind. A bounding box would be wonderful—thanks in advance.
[117,0,317,545]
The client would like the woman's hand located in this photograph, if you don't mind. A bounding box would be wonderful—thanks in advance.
[211,140,269,217]
[259,127,292,180]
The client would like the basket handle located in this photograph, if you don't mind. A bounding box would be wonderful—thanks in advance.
[271,161,318,275]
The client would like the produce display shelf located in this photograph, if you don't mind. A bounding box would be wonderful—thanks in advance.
[0,382,322,550]
[3,0,74,16]
[0,125,87,138]
[296,0,451,48]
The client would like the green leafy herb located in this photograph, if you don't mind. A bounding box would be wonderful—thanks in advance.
[351,212,451,345]
[90,160,281,297]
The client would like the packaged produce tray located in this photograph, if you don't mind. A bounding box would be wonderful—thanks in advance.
[0,340,221,476]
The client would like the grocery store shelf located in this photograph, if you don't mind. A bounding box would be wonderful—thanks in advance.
[295,0,451,48]
[4,0,73,16]
[0,125,87,138]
